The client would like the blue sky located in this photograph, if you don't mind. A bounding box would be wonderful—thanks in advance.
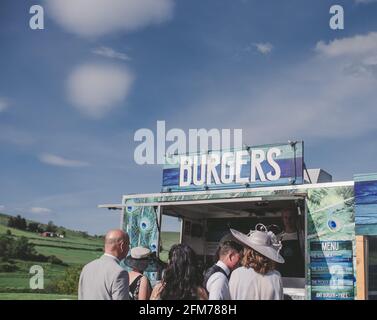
[0,0,377,234]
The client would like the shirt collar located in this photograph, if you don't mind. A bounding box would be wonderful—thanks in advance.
[216,260,231,276]
[103,253,120,264]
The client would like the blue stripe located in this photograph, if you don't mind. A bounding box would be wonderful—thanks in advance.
[162,157,303,189]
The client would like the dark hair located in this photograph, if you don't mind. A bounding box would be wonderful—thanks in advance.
[215,240,243,261]
[219,240,243,256]
[160,244,202,300]
[242,247,276,275]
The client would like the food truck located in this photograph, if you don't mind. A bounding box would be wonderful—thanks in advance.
[99,141,377,300]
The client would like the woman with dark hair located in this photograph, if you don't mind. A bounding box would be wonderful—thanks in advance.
[228,224,285,300]
[150,244,208,300]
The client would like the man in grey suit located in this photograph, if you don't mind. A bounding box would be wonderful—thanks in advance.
[78,229,130,300]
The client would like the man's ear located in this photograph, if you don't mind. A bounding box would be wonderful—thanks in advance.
[230,250,241,261]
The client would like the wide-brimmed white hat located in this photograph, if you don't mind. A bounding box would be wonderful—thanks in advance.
[230,224,285,264]
[124,246,166,272]
[130,246,151,259]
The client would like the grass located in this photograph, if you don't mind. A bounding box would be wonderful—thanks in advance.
[29,238,102,249]
[0,214,9,226]
[0,223,103,266]
[0,212,181,300]
[0,274,31,290]
[34,245,102,265]
[159,231,180,262]
[0,293,77,300]
[0,260,69,290]
[0,215,104,299]
[0,224,103,247]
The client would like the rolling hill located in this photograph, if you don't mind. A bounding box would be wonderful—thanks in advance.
[0,212,179,300]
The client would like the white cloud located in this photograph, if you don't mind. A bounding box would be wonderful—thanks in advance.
[45,0,174,37]
[67,63,133,119]
[254,42,273,55]
[0,98,9,112]
[174,32,377,145]
[315,32,377,57]
[39,153,90,168]
[0,205,5,211]
[92,46,131,61]
[316,32,377,80]
[30,207,52,215]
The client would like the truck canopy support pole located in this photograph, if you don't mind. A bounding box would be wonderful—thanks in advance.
[356,235,368,300]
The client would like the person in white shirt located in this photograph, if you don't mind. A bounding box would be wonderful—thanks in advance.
[203,239,243,300]
[229,224,285,300]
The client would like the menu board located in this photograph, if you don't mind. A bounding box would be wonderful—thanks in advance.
[310,241,354,300]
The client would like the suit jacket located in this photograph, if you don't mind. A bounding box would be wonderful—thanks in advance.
[78,254,129,300]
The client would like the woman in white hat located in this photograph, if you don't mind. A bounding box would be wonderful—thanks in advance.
[228,224,285,300]
[124,246,154,300]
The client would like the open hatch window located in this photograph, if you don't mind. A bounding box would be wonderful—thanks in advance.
[162,197,306,280]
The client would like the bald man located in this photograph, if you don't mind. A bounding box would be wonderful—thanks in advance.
[78,229,130,300]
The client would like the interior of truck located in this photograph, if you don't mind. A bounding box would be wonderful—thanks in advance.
[161,196,306,299]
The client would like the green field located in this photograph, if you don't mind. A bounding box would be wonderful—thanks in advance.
[159,231,180,262]
[0,213,180,300]
[0,260,67,290]
[0,293,77,300]
[0,213,106,300]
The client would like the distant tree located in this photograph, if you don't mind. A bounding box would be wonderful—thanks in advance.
[6,229,12,236]
[7,215,27,230]
[80,231,88,238]
[20,217,27,230]
[7,217,15,228]
[0,235,12,258]
[46,221,57,233]
[0,235,62,263]
[12,237,37,259]
[28,222,40,233]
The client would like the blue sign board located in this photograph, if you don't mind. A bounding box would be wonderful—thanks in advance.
[355,173,377,236]
[310,241,354,300]
[162,141,304,192]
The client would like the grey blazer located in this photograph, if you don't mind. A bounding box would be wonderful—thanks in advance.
[78,254,129,300]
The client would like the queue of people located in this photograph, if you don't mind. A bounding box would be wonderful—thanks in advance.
[78,214,299,300]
